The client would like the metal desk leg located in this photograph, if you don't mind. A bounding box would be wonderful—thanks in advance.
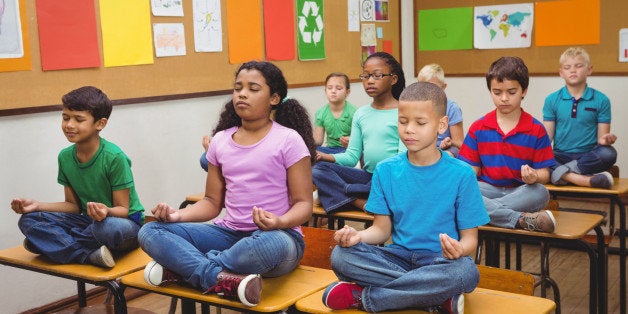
[181,298,196,314]
[595,225,607,314]
[102,280,128,314]
[77,281,87,308]
[539,241,562,314]
[618,197,626,314]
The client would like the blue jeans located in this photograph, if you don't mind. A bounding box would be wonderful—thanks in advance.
[200,151,209,172]
[550,145,617,184]
[331,243,479,312]
[479,182,549,229]
[18,212,140,264]
[138,222,304,291]
[316,146,346,154]
[312,161,372,213]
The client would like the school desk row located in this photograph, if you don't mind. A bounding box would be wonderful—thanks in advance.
[183,185,620,314]
[0,228,556,314]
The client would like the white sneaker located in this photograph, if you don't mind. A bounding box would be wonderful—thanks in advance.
[144,260,182,286]
[313,190,321,205]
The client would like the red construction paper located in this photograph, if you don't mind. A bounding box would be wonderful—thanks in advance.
[263,0,295,61]
[36,0,101,70]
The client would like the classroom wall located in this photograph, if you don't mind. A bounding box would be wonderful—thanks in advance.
[1,2,627,312]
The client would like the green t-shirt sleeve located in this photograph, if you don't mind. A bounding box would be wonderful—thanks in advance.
[109,153,135,191]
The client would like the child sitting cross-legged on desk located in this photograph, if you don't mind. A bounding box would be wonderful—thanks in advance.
[321,82,489,313]
[139,61,316,307]
[10,86,145,268]
[543,47,618,189]
[458,56,557,233]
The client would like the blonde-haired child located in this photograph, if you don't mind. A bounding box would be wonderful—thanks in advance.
[417,64,464,157]
[543,47,617,189]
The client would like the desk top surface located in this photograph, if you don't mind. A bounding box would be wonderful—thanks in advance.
[479,210,603,239]
[185,192,205,202]
[0,246,151,281]
[295,287,556,314]
[545,178,628,195]
[122,265,337,313]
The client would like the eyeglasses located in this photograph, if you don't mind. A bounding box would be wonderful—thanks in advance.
[359,73,395,80]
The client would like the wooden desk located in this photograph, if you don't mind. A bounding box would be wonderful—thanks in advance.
[179,192,204,209]
[121,265,337,313]
[546,178,628,313]
[478,211,606,314]
[312,204,374,229]
[295,287,556,314]
[0,246,151,314]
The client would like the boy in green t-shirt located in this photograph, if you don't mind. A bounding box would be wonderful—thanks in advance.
[10,86,144,268]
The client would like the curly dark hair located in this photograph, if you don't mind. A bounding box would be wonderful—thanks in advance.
[212,61,316,163]
[364,52,406,100]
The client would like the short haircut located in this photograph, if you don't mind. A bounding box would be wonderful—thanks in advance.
[417,63,445,84]
[62,86,113,121]
[325,72,350,89]
[559,47,590,66]
[485,56,529,91]
[399,82,447,117]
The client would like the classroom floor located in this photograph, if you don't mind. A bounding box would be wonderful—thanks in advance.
[33,197,627,314]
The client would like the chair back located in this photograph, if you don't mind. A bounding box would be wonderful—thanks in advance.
[300,227,336,269]
[477,265,535,295]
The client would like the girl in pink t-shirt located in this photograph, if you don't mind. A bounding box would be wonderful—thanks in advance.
[139,61,315,307]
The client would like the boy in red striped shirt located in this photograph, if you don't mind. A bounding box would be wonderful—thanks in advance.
[458,57,557,233]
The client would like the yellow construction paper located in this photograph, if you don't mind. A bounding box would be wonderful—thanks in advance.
[99,0,154,67]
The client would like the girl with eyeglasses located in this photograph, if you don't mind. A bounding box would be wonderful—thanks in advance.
[313,52,406,213]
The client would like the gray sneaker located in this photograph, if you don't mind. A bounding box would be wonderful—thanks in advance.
[88,245,115,268]
[519,210,556,233]
[590,171,614,189]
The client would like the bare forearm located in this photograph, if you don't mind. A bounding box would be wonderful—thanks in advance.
[277,201,313,229]
[37,202,80,214]
[178,198,221,222]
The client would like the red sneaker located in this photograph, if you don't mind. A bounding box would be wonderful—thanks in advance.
[441,294,464,314]
[206,271,262,307]
[322,281,364,310]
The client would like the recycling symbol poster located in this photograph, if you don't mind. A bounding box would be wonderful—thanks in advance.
[297,0,325,60]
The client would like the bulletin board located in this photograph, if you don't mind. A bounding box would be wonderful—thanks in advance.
[0,0,400,115]
[414,0,628,76]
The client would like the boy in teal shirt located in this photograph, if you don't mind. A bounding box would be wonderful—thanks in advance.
[11,86,144,268]
[543,47,617,189]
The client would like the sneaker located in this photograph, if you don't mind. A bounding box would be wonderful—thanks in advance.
[441,294,464,314]
[206,271,262,307]
[321,281,364,310]
[590,171,614,189]
[519,210,557,233]
[88,245,115,268]
[144,260,183,286]
[313,190,321,205]
[23,239,39,254]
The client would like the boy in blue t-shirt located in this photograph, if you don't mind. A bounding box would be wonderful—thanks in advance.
[10,86,144,268]
[321,82,489,314]
[543,47,617,189]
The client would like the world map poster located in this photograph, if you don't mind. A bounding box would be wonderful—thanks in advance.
[474,3,533,49]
